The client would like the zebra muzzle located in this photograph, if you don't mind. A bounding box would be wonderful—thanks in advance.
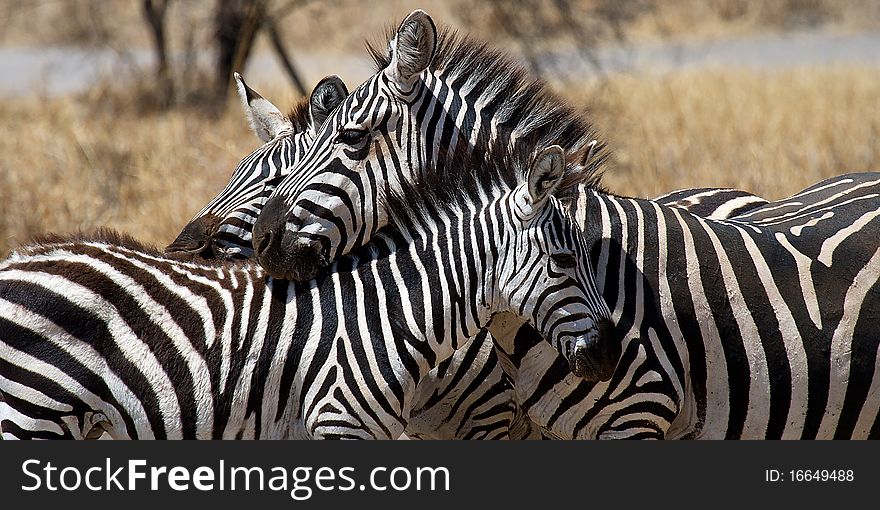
[165,214,221,257]
[253,196,331,281]
[568,318,619,382]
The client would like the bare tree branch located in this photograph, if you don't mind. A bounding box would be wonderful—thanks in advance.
[265,18,307,97]
[215,0,265,104]
[142,0,173,105]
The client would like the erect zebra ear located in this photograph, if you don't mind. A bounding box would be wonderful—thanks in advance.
[309,75,348,130]
[517,145,566,215]
[386,10,437,90]
[234,72,292,142]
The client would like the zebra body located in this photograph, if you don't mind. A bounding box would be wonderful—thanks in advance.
[0,147,613,439]
[252,11,880,438]
[494,173,880,439]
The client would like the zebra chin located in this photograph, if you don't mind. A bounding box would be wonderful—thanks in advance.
[567,318,620,382]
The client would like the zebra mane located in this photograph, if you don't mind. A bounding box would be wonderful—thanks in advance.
[381,139,588,236]
[286,96,312,133]
[367,23,609,188]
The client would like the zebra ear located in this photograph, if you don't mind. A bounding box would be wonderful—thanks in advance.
[234,72,292,142]
[309,75,348,130]
[386,10,437,89]
[519,146,566,213]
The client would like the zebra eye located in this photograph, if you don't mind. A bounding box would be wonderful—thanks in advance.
[337,128,369,145]
[550,252,577,270]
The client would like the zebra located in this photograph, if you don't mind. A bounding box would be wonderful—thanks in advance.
[169,71,767,438]
[0,144,615,439]
[250,10,880,438]
[166,72,349,259]
[166,74,540,439]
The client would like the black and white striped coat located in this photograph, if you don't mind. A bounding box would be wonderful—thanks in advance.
[168,75,763,440]
[252,11,880,439]
[0,147,613,440]
[495,173,880,438]
[166,75,537,440]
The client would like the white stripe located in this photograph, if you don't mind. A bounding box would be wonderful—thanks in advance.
[673,212,728,438]
[739,228,808,438]
[709,195,766,220]
[0,373,73,413]
[818,247,880,438]
[0,400,64,436]
[775,233,822,329]
[818,207,880,266]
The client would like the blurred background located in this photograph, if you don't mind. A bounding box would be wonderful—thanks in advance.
[1,0,879,256]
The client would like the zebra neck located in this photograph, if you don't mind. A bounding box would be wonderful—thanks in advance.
[577,188,755,386]
[302,226,495,379]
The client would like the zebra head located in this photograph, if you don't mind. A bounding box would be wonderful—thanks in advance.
[492,146,617,381]
[251,10,441,280]
[165,73,348,259]
[252,9,605,282]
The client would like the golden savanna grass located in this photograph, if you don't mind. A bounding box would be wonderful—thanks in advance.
[578,65,880,199]
[0,88,261,257]
[1,65,879,257]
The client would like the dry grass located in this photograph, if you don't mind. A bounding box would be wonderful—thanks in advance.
[571,65,880,199]
[0,86,267,256]
[2,65,879,257]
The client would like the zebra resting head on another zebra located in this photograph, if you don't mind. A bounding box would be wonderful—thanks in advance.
[251,9,607,285]
[242,10,880,440]
[165,73,348,260]
[160,58,768,438]
[166,75,540,440]
[0,142,614,439]
[249,9,621,381]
